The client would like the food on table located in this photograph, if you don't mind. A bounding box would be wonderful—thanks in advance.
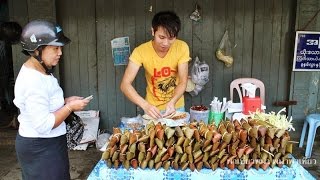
[171,112,187,120]
[143,112,187,121]
[142,114,154,120]
[102,115,293,171]
[190,105,208,111]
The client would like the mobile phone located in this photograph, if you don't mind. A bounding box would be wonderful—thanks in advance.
[84,95,93,101]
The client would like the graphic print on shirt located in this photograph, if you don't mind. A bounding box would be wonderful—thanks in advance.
[152,66,176,102]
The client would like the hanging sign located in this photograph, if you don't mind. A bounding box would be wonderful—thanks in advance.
[111,37,130,66]
[293,31,320,71]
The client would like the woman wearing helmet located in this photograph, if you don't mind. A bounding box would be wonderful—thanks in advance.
[13,20,90,180]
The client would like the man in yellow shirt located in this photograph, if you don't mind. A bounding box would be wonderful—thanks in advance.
[120,11,190,119]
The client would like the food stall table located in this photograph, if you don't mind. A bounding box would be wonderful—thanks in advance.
[88,156,315,180]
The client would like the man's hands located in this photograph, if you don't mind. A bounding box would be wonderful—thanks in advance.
[162,101,176,118]
[142,103,162,119]
[143,101,177,119]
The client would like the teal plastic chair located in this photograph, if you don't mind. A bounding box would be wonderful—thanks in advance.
[299,114,320,158]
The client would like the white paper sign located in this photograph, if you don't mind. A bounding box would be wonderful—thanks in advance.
[111,37,130,65]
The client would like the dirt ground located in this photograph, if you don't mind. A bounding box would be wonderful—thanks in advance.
[0,107,102,180]
[0,128,101,180]
[1,109,320,180]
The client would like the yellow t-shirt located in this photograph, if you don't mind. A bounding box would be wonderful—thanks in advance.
[130,39,190,110]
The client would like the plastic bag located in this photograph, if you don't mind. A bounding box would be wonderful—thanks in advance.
[96,130,111,151]
[189,56,209,96]
[216,30,234,67]
[185,78,196,92]
[189,84,204,96]
[191,56,209,86]
[189,4,201,22]
[120,114,144,131]
[65,112,84,149]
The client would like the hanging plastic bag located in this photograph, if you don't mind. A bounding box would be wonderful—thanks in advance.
[185,77,196,93]
[191,56,209,86]
[216,30,234,67]
[189,56,209,96]
[189,4,201,22]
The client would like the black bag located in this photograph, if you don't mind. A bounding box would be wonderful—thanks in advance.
[65,112,84,149]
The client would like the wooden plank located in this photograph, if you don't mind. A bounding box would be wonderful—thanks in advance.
[242,0,254,77]
[233,0,245,79]
[252,0,264,79]
[114,0,125,124]
[146,0,155,41]
[134,0,147,115]
[104,0,117,130]
[137,0,155,115]
[67,1,80,97]
[95,0,117,130]
[96,0,109,130]
[223,0,235,97]
[260,0,273,108]
[289,0,305,118]
[27,0,55,21]
[200,0,214,106]
[56,0,70,94]
[79,0,97,110]
[276,0,294,113]
[308,72,320,112]
[78,0,90,99]
[316,73,320,113]
[8,0,29,80]
[190,2,203,105]
[317,1,320,29]
[191,43,203,104]
[174,0,193,111]
[122,0,137,116]
[292,87,309,118]
[87,1,99,111]
[268,0,282,112]
[155,0,173,12]
[212,0,226,100]
[0,0,9,21]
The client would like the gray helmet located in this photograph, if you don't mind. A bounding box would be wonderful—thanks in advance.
[20,20,70,51]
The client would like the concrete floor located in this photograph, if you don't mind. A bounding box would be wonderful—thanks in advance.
[1,111,320,179]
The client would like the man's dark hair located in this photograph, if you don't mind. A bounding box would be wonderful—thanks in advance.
[152,11,181,38]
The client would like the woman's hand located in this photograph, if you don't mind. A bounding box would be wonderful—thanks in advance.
[65,96,83,104]
[66,98,90,112]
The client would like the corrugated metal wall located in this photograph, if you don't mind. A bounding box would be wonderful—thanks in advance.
[9,0,299,132]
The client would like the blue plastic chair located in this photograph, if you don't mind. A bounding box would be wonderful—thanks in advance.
[299,114,320,158]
